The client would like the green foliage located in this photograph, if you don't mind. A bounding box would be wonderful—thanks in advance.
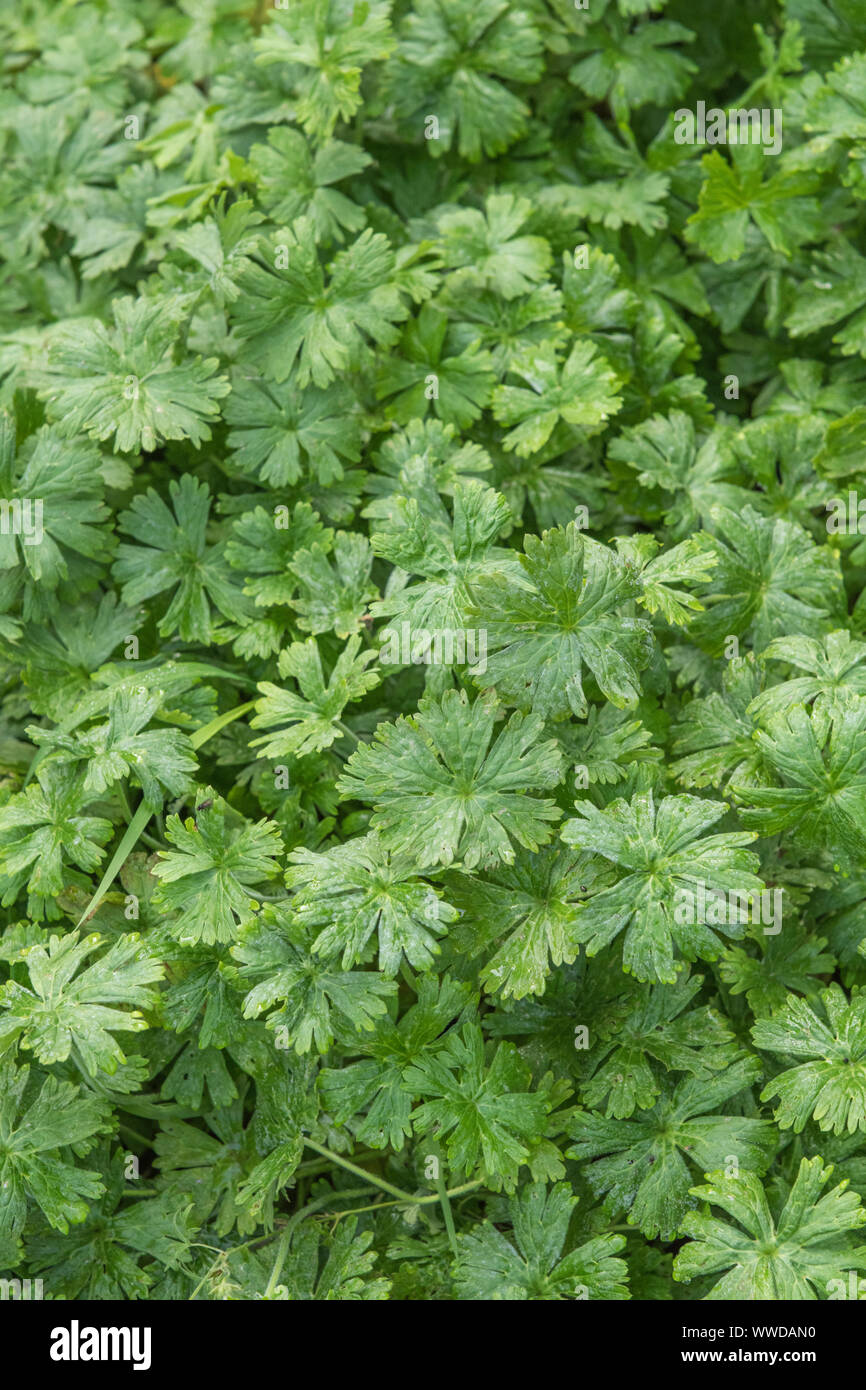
[2,0,866,1305]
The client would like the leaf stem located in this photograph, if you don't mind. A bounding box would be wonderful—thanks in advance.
[302,1139,482,1209]
[262,1226,291,1300]
[435,1162,459,1256]
[303,1139,414,1200]
[76,700,256,927]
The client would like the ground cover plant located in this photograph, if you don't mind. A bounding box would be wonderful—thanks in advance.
[2,0,866,1303]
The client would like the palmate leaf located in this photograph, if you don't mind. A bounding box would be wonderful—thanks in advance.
[446,283,564,380]
[251,635,380,758]
[249,127,371,244]
[28,686,197,811]
[438,195,552,302]
[385,0,544,160]
[18,591,142,720]
[0,930,162,1075]
[733,695,866,865]
[288,532,377,639]
[444,845,612,1000]
[163,197,264,309]
[405,1023,551,1190]
[614,534,718,628]
[0,1060,110,1247]
[225,503,330,608]
[671,655,764,791]
[568,14,696,116]
[254,0,394,141]
[151,0,251,81]
[674,1157,866,1299]
[114,475,251,643]
[453,1182,628,1300]
[607,411,748,539]
[0,415,113,593]
[691,506,844,655]
[0,106,131,262]
[223,372,362,488]
[567,1058,774,1240]
[25,1148,197,1300]
[686,147,823,264]
[492,341,623,457]
[728,414,828,531]
[558,702,660,788]
[748,630,866,722]
[232,219,412,388]
[232,904,395,1054]
[375,302,495,430]
[337,689,563,870]
[579,973,744,1119]
[152,791,283,945]
[469,524,653,720]
[318,975,475,1149]
[287,832,458,974]
[369,467,515,632]
[752,985,866,1135]
[366,417,492,504]
[43,295,230,453]
[721,925,836,1019]
[0,765,114,920]
[153,1094,264,1238]
[560,790,762,984]
[786,238,866,358]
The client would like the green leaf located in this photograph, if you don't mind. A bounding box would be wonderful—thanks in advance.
[406,1024,551,1190]
[560,791,762,983]
[753,985,866,1134]
[251,635,380,758]
[44,296,230,453]
[0,1060,110,1244]
[675,1157,866,1299]
[686,147,822,263]
[453,1182,628,1300]
[0,930,162,1074]
[567,1059,774,1239]
[287,832,458,974]
[152,791,283,945]
[469,524,653,720]
[492,341,622,457]
[232,221,411,388]
[232,904,395,1053]
[337,689,563,870]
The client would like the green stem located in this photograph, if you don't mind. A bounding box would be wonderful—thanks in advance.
[187,1187,375,1301]
[325,1201,389,1224]
[76,700,256,928]
[263,1226,291,1300]
[303,1139,415,1201]
[436,1163,459,1257]
[302,1140,481,1210]
[295,1151,380,1177]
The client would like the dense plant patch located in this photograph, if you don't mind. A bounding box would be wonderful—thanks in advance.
[2,0,866,1302]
